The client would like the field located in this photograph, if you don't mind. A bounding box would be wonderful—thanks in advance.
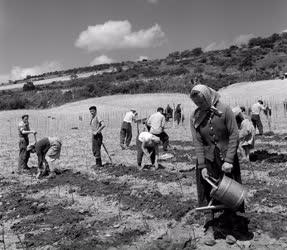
[0,82,287,249]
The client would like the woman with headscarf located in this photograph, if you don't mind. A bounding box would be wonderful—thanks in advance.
[190,84,243,246]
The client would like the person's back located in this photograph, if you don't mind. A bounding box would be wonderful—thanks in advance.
[239,119,255,147]
[251,102,264,115]
[251,100,265,135]
[147,112,165,134]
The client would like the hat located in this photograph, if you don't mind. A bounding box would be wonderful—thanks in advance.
[27,144,35,151]
[131,108,137,112]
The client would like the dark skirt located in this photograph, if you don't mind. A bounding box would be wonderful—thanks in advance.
[196,147,244,212]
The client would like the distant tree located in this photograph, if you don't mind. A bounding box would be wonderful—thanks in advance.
[70,73,78,80]
[23,81,36,91]
[239,55,253,71]
[191,47,203,56]
[168,51,180,59]
[181,50,192,58]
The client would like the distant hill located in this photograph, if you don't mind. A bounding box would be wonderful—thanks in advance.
[1,32,287,110]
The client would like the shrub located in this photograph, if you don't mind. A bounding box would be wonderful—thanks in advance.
[23,81,36,91]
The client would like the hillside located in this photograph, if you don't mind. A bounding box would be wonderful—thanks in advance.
[1,32,287,110]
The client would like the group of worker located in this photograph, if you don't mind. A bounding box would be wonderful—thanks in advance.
[18,84,270,245]
[17,114,62,178]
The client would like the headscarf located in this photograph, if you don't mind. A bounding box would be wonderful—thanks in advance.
[190,84,222,128]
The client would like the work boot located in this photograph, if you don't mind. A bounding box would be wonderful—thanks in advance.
[96,158,102,167]
[203,226,216,246]
[42,165,50,177]
[36,170,44,179]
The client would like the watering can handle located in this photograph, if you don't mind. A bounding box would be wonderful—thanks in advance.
[203,176,218,189]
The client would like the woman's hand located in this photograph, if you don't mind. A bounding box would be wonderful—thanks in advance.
[222,162,233,173]
[201,168,209,179]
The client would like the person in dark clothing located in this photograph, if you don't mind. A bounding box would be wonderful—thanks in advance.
[120,109,137,149]
[18,114,37,171]
[89,106,105,167]
[164,104,173,122]
[27,137,62,178]
[174,104,182,125]
[190,84,243,246]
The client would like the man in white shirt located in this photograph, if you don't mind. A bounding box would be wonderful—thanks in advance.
[89,106,105,167]
[137,131,161,169]
[120,109,137,149]
[147,107,169,151]
[251,100,266,135]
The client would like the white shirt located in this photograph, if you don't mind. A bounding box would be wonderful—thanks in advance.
[123,111,135,123]
[251,103,265,115]
[138,132,153,143]
[90,116,103,133]
[147,112,165,134]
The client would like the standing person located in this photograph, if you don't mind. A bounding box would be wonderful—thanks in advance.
[164,104,173,122]
[18,114,37,171]
[137,131,161,170]
[251,100,266,135]
[233,107,255,162]
[147,107,169,151]
[27,137,62,178]
[190,84,242,246]
[174,104,182,125]
[89,106,105,167]
[120,109,137,149]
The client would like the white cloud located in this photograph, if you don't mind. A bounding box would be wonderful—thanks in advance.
[233,34,255,46]
[90,55,114,66]
[147,0,159,4]
[137,56,149,61]
[204,41,228,52]
[281,29,287,33]
[5,61,62,81]
[75,20,166,52]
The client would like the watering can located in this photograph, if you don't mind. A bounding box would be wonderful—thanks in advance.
[196,175,247,211]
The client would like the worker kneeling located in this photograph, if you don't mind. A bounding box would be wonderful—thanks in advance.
[137,131,161,170]
[27,137,62,178]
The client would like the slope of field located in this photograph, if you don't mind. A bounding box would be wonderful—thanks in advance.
[219,78,287,105]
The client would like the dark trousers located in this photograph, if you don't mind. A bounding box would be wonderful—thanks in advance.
[18,138,30,169]
[92,133,103,160]
[120,122,132,147]
[152,131,169,151]
[137,138,155,166]
[251,114,263,135]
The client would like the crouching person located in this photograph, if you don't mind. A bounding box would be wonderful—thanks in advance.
[27,137,62,178]
[137,131,161,170]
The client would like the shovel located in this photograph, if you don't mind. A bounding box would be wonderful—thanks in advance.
[102,142,113,164]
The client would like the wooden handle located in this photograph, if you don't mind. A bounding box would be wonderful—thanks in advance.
[204,176,218,189]
[195,204,226,211]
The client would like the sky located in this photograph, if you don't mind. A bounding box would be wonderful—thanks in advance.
[1,0,287,82]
